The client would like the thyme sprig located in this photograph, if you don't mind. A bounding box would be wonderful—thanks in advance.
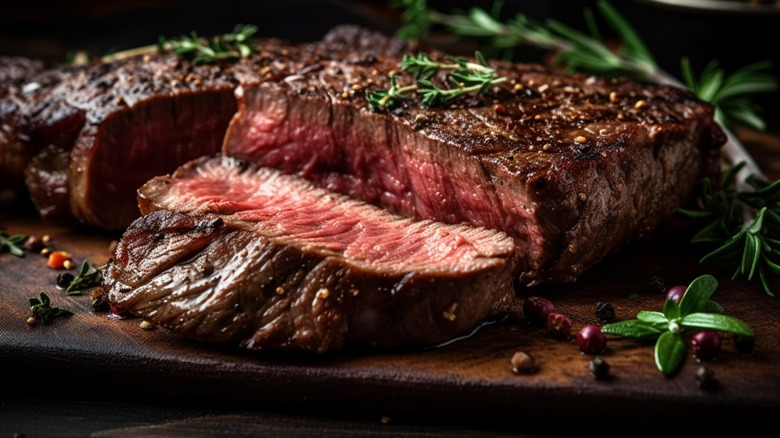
[393,0,657,80]
[158,24,258,64]
[680,162,780,296]
[28,292,73,325]
[602,275,752,376]
[392,0,776,132]
[367,51,506,111]
[393,0,780,295]
[0,230,27,257]
[62,261,104,296]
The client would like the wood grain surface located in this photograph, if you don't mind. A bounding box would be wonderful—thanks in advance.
[2,189,779,429]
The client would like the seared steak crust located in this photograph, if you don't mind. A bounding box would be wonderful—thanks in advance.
[223,44,724,285]
[105,156,516,352]
[0,26,407,229]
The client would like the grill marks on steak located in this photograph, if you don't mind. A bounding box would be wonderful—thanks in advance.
[223,51,724,285]
[105,156,516,352]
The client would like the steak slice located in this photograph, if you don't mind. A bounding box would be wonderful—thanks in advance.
[2,26,407,229]
[223,48,725,285]
[104,156,516,352]
[0,61,82,192]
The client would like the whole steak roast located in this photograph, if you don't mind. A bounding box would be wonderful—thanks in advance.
[104,156,516,352]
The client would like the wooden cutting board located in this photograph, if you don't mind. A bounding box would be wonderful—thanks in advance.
[2,198,779,425]
[2,129,780,425]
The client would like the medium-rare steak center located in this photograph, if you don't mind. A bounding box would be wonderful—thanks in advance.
[223,44,724,285]
[104,156,516,352]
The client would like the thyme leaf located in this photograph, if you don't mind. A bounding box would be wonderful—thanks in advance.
[393,0,779,296]
[158,24,258,64]
[29,292,73,325]
[391,0,776,131]
[367,51,506,111]
[64,261,104,296]
[0,230,27,257]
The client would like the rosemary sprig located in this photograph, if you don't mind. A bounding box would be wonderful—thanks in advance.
[394,0,780,295]
[680,162,780,296]
[158,24,258,64]
[28,292,73,325]
[0,230,27,257]
[392,0,776,132]
[682,59,777,130]
[602,275,752,375]
[367,51,506,111]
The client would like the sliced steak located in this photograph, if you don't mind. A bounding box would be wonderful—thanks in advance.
[223,49,724,285]
[0,61,81,192]
[104,156,516,352]
[1,26,407,229]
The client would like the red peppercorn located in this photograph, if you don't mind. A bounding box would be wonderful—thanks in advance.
[523,296,555,326]
[665,285,686,304]
[577,325,607,354]
[691,330,721,361]
[547,312,572,338]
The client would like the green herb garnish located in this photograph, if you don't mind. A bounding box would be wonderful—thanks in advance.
[602,275,753,376]
[391,0,776,131]
[158,24,257,64]
[394,0,780,295]
[0,230,27,257]
[679,162,780,296]
[367,51,506,111]
[63,261,104,296]
[28,292,73,325]
[682,59,777,130]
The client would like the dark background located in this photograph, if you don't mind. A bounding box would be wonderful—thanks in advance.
[2,0,778,116]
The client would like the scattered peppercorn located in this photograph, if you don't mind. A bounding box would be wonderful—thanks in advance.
[63,259,75,270]
[510,351,537,374]
[734,335,755,353]
[647,275,665,294]
[523,296,555,326]
[547,312,572,339]
[665,285,686,304]
[56,272,75,289]
[694,366,719,390]
[26,316,38,326]
[595,302,615,322]
[90,290,109,311]
[23,235,44,252]
[691,330,721,361]
[577,325,607,354]
[589,356,610,380]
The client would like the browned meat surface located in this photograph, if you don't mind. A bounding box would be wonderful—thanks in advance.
[0,26,407,229]
[223,41,724,285]
[104,156,516,352]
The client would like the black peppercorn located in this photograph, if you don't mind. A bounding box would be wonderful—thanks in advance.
[588,356,610,380]
[595,302,615,322]
[734,335,755,354]
[647,275,665,294]
[56,272,75,289]
[694,366,719,390]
